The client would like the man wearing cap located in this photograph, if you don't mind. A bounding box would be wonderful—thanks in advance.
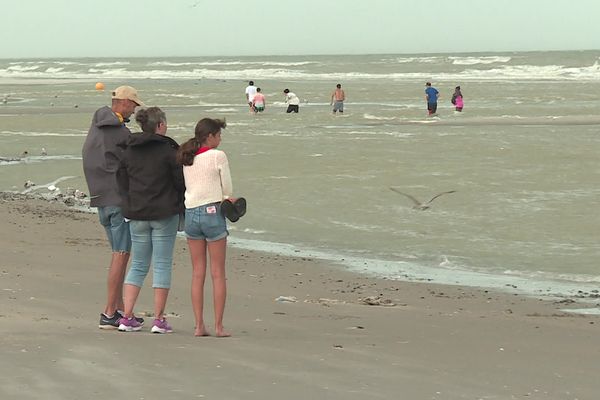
[82,85,144,329]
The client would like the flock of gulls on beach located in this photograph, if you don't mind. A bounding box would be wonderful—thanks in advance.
[0,147,88,207]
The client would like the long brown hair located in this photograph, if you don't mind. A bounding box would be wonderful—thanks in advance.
[176,118,227,166]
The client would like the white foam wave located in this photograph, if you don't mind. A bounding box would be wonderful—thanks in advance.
[148,60,318,67]
[94,61,130,67]
[203,108,238,113]
[449,56,511,65]
[228,237,600,300]
[375,56,440,64]
[0,130,86,137]
[2,61,600,82]
[0,155,82,166]
[363,113,396,120]
[7,65,40,72]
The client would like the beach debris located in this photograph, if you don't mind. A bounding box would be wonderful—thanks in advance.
[389,187,456,210]
[2,188,91,209]
[359,296,396,307]
[66,187,87,199]
[23,180,36,188]
[333,344,344,349]
[137,311,154,317]
[275,296,297,303]
[41,147,47,156]
[304,298,346,306]
[47,185,58,192]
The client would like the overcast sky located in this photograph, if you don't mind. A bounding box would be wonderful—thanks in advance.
[2,0,599,58]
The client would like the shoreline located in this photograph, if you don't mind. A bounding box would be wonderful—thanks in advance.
[1,195,599,399]
[3,190,599,308]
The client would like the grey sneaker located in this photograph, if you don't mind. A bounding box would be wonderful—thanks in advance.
[99,313,120,330]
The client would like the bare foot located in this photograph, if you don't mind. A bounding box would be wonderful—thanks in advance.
[215,329,231,338]
[194,325,211,337]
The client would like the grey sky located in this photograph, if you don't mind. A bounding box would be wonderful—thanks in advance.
[2,0,599,58]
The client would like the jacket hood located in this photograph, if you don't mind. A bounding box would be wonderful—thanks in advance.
[92,106,125,128]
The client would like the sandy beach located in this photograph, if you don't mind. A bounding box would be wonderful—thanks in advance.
[0,194,598,400]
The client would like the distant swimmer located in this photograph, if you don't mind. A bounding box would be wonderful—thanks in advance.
[252,87,266,114]
[451,86,464,112]
[245,80,257,113]
[283,89,300,113]
[330,83,345,114]
[24,180,36,188]
[425,82,439,116]
[41,147,48,156]
[389,187,456,210]
[21,150,29,157]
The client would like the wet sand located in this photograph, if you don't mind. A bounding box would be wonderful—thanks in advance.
[0,196,598,400]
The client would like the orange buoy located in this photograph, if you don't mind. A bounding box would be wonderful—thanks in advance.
[95,82,105,91]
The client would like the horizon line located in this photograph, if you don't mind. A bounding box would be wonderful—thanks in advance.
[1,48,599,61]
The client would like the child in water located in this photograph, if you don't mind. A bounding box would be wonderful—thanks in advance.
[451,86,464,112]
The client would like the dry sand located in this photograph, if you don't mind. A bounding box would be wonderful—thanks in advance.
[0,196,598,400]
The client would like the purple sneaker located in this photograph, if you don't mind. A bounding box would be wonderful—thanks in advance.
[151,318,173,334]
[118,317,143,332]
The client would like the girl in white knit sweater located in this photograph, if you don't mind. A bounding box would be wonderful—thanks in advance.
[177,118,233,337]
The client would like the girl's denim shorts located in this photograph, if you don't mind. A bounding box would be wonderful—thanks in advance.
[184,202,228,242]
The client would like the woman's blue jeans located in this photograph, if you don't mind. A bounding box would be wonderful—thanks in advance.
[124,214,179,289]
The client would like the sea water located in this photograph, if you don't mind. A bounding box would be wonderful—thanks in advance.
[1,51,600,300]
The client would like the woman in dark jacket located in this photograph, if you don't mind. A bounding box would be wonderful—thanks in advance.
[116,107,184,334]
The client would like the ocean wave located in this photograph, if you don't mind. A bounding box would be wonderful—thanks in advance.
[1,61,600,82]
[0,130,87,137]
[363,113,396,120]
[228,237,600,300]
[94,61,130,67]
[449,56,511,65]
[0,155,82,166]
[374,56,441,64]
[7,65,40,72]
[148,60,319,67]
[203,108,238,113]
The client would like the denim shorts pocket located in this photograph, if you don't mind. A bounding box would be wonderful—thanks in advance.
[184,204,228,241]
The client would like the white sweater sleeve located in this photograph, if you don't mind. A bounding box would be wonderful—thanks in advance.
[217,151,233,199]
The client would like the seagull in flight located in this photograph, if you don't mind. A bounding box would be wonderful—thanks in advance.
[389,187,456,210]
